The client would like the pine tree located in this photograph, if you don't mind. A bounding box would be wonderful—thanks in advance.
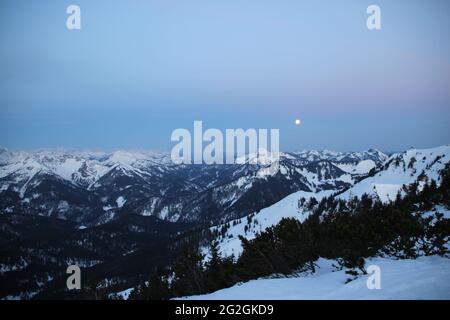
[147,269,170,300]
[205,241,233,291]
[171,245,206,297]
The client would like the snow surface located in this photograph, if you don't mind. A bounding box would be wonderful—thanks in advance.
[337,160,376,175]
[184,256,450,300]
[206,190,334,260]
[338,146,450,203]
[421,205,450,225]
[116,196,126,208]
[114,288,133,300]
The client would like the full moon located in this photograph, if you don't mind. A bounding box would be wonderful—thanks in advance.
[295,119,301,126]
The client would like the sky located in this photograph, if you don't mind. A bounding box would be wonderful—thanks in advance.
[0,0,449,152]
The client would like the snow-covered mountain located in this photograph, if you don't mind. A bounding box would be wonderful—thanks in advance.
[338,146,450,202]
[1,145,448,300]
[205,145,450,261]
[0,147,387,225]
[291,148,388,166]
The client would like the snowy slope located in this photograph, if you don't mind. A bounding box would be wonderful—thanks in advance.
[205,190,334,260]
[205,145,450,260]
[185,256,450,300]
[338,146,450,203]
[336,159,376,175]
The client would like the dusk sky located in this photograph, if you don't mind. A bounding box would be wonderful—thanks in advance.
[1,0,449,152]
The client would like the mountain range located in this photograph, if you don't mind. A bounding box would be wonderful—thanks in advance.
[0,147,387,225]
[1,145,449,299]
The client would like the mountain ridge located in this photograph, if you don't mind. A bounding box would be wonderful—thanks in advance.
[0,147,389,225]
